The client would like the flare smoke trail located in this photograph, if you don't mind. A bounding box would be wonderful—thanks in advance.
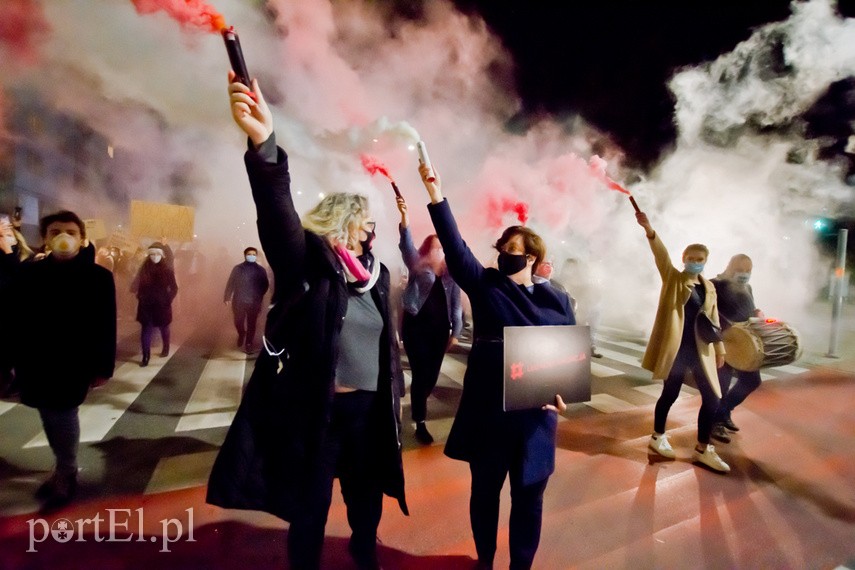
[0,0,852,339]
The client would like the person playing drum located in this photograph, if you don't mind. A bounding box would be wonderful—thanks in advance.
[710,254,763,443]
[636,211,730,474]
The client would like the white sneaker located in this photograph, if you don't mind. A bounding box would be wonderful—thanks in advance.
[693,444,731,473]
[648,433,676,459]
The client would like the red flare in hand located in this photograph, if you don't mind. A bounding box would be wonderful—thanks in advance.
[361,154,394,182]
[130,0,226,33]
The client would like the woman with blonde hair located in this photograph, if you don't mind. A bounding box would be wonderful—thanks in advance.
[207,74,407,570]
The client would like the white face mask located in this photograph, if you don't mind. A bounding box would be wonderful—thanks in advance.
[149,254,163,264]
[245,255,257,263]
[4,234,16,247]
[50,233,81,259]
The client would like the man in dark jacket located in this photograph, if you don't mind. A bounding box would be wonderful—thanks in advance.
[223,246,269,352]
[10,210,116,506]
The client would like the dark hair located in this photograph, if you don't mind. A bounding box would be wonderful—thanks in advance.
[494,225,546,274]
[416,235,440,258]
[244,247,258,256]
[39,210,86,239]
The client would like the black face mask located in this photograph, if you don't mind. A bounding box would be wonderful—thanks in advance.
[497,252,528,276]
[360,230,376,253]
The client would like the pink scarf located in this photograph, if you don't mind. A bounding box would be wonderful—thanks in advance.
[333,244,371,282]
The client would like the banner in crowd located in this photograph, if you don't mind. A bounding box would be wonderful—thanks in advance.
[130,201,195,241]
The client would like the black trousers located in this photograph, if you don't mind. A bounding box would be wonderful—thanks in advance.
[287,390,383,569]
[232,301,262,346]
[469,458,549,570]
[402,314,450,423]
[140,323,169,357]
[654,344,720,444]
[717,364,762,418]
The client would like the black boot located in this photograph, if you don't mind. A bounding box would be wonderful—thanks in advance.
[415,422,434,445]
[720,413,739,432]
[141,352,150,367]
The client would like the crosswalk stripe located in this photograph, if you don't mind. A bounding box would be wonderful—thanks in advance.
[585,394,637,413]
[770,364,809,374]
[22,349,181,449]
[633,384,694,400]
[145,451,219,495]
[440,356,467,386]
[594,347,644,368]
[0,401,15,418]
[596,338,646,353]
[592,362,624,377]
[175,350,246,432]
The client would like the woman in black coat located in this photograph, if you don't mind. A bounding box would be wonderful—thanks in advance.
[206,75,407,570]
[131,242,177,366]
[417,161,573,569]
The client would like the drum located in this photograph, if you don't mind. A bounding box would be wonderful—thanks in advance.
[722,319,802,371]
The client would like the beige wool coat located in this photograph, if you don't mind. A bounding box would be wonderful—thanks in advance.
[641,233,725,397]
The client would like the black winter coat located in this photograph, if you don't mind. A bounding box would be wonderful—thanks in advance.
[206,143,408,522]
[429,199,575,486]
[11,253,116,410]
[224,261,269,305]
[132,261,178,326]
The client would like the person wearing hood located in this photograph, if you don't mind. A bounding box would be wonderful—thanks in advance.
[8,210,116,507]
[710,254,764,442]
[635,211,730,474]
[131,241,178,366]
[207,75,407,570]
[223,246,269,353]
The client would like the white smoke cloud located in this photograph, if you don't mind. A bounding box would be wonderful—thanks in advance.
[2,0,852,349]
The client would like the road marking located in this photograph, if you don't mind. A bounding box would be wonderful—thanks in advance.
[0,401,15,418]
[633,384,694,400]
[594,347,644,368]
[145,451,219,495]
[175,349,246,432]
[592,362,623,377]
[22,354,178,449]
[585,394,637,413]
[440,356,468,385]
[769,364,809,374]
[596,338,647,353]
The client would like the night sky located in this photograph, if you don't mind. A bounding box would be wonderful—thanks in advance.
[449,0,855,168]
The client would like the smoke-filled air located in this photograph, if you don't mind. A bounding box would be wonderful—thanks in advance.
[0,0,852,335]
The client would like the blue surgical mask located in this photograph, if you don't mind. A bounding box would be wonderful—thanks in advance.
[734,272,751,284]
[246,255,257,263]
[684,261,705,274]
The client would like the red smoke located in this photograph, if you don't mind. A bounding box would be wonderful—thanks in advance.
[130,0,226,33]
[589,155,630,195]
[360,154,394,181]
[0,0,50,65]
[487,196,529,227]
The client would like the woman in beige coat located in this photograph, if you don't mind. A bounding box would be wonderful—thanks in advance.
[636,212,730,473]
